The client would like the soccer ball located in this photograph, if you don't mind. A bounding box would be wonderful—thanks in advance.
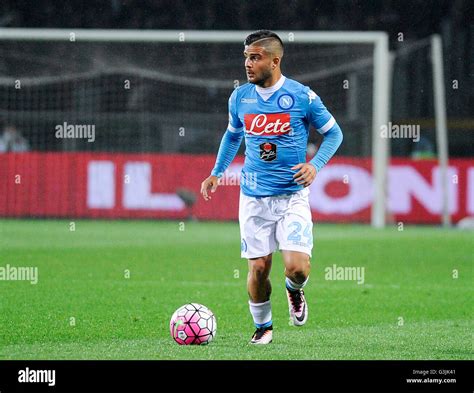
[170,303,217,345]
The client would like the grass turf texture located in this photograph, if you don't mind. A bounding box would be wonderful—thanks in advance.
[0,219,472,360]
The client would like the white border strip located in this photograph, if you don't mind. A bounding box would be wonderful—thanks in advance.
[317,116,336,134]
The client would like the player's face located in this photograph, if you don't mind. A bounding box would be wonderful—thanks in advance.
[244,45,273,86]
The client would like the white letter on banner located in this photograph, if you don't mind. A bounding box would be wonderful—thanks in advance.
[388,166,458,214]
[87,161,115,208]
[466,168,474,215]
[122,162,185,211]
[309,165,373,214]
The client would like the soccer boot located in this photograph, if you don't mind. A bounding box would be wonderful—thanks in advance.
[287,288,308,326]
[250,325,273,344]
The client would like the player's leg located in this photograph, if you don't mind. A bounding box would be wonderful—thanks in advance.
[276,188,313,326]
[239,192,277,344]
[282,250,310,326]
[248,254,272,302]
[248,254,273,344]
[283,250,311,288]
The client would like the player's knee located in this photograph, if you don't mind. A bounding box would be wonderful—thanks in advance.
[248,256,272,280]
[285,254,311,280]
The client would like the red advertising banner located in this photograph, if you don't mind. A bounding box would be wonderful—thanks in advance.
[0,152,473,223]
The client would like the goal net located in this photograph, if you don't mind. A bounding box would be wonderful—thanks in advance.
[0,30,391,224]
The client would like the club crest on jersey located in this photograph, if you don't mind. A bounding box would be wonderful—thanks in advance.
[244,113,292,136]
[259,142,277,162]
[277,94,294,110]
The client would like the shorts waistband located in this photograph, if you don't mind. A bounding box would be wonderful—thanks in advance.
[242,189,308,200]
[253,193,294,200]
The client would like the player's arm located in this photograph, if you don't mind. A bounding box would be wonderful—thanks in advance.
[201,91,244,200]
[201,129,244,200]
[293,88,343,187]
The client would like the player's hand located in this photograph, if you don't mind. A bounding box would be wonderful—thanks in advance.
[200,175,219,201]
[292,163,317,187]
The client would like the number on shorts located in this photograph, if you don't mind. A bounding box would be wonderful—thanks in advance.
[287,221,312,246]
[287,222,302,242]
[303,223,313,246]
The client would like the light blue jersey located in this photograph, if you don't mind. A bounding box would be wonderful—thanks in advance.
[211,76,343,197]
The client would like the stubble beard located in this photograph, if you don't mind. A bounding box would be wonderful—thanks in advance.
[249,68,273,87]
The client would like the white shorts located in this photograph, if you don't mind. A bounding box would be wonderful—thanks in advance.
[239,188,313,259]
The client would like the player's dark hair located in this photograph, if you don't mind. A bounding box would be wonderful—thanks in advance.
[244,30,284,49]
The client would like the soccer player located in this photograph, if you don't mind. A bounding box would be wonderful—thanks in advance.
[200,30,343,344]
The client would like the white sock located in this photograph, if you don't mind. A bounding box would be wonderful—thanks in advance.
[248,300,272,328]
[286,276,309,291]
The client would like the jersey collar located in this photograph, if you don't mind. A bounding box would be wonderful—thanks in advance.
[255,75,286,101]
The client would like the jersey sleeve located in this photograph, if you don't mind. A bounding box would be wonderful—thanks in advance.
[227,88,244,134]
[309,126,343,172]
[210,89,244,177]
[302,86,336,135]
[302,86,343,172]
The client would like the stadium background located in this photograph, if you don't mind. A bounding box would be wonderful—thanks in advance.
[0,0,472,363]
[0,0,472,224]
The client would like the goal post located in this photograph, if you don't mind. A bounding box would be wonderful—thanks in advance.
[0,28,391,227]
[431,34,450,227]
[371,33,390,228]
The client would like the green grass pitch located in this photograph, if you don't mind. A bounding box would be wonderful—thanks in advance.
[0,219,472,360]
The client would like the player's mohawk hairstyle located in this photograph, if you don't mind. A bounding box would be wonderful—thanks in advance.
[244,30,284,49]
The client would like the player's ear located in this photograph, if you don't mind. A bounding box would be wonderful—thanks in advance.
[272,57,281,69]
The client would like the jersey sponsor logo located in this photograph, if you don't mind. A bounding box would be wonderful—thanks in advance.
[244,113,292,136]
[259,142,277,162]
[277,94,295,110]
[241,98,257,103]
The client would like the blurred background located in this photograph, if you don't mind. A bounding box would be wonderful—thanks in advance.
[0,0,472,224]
